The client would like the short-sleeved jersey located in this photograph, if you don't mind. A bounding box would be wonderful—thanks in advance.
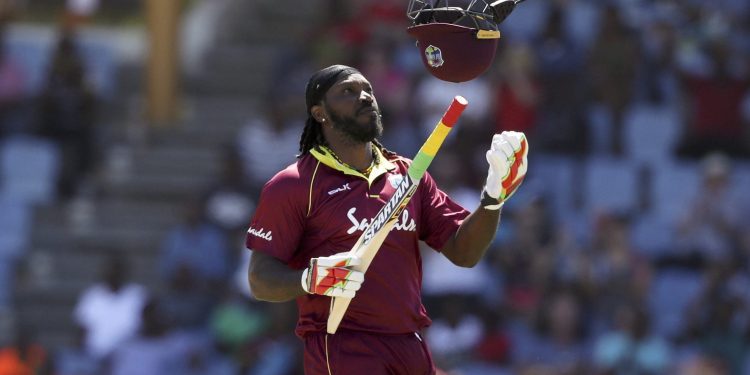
[246,146,469,337]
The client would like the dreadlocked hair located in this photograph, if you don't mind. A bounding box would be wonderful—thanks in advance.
[297,117,397,159]
[372,138,396,158]
[298,117,329,157]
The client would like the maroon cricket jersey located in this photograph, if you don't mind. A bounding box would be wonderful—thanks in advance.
[246,146,469,338]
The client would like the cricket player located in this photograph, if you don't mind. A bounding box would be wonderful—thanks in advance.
[246,65,528,374]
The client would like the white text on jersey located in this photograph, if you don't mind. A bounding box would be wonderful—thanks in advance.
[328,183,351,196]
[346,207,416,235]
[247,227,273,241]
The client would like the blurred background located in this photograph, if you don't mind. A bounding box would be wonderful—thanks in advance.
[0,0,749,374]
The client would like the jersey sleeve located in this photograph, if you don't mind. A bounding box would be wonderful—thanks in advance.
[245,169,306,263]
[418,171,470,251]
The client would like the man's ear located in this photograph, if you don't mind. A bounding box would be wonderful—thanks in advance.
[311,105,327,124]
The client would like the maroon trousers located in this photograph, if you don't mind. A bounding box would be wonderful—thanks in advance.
[303,330,436,375]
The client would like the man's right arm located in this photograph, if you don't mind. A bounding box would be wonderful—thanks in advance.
[248,251,307,302]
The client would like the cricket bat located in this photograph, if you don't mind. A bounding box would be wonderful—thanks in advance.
[326,95,468,334]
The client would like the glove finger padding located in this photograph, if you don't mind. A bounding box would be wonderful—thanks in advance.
[484,131,528,202]
[303,252,364,298]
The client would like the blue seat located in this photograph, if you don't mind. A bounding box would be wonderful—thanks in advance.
[7,29,117,99]
[0,136,60,205]
[649,161,700,224]
[623,103,681,166]
[6,34,52,96]
[0,198,31,309]
[521,154,579,221]
[0,199,32,258]
[78,38,117,99]
[583,157,638,214]
[730,161,750,215]
[648,270,704,338]
[631,213,675,259]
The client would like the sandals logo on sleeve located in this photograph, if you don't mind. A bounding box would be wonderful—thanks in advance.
[247,227,273,241]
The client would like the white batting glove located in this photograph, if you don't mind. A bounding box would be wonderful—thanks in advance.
[301,252,364,298]
[482,131,529,210]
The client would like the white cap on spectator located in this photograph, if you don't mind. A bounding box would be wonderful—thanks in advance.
[67,0,99,16]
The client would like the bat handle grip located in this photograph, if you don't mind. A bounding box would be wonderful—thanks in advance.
[441,96,468,128]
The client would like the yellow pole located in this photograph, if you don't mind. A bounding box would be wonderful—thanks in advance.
[145,0,180,126]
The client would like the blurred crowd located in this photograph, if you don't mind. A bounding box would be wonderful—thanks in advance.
[2,0,750,374]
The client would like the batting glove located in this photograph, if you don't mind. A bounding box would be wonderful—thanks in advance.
[301,252,364,298]
[482,131,528,210]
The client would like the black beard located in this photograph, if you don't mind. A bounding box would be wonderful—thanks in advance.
[325,103,383,143]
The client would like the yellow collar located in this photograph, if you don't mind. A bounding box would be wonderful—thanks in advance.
[310,145,396,185]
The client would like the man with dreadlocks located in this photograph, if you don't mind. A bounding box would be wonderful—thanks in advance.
[246,65,528,374]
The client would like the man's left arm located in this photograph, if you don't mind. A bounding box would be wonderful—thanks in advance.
[440,131,528,267]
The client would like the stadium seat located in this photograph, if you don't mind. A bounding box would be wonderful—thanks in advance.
[7,27,117,98]
[730,161,750,205]
[649,161,700,224]
[521,154,580,221]
[623,103,681,166]
[0,199,32,259]
[583,157,639,214]
[0,199,31,309]
[648,269,704,338]
[630,213,675,259]
[0,136,61,205]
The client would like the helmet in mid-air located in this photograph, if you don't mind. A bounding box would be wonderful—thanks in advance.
[407,0,509,83]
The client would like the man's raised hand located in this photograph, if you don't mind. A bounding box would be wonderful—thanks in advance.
[482,131,529,209]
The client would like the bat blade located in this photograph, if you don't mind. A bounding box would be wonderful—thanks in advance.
[326,96,468,334]
[326,182,418,334]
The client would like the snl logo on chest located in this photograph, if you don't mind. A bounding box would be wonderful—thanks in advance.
[346,207,416,235]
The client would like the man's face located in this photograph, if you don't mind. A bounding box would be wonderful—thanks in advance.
[322,74,383,143]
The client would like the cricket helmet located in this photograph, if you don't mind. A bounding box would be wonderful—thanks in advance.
[406,0,504,83]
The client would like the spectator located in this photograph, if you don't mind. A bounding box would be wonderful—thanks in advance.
[37,31,97,199]
[52,325,99,375]
[235,96,302,187]
[495,197,557,317]
[108,299,179,375]
[422,152,493,301]
[64,0,100,30]
[675,355,729,375]
[676,38,750,159]
[0,24,27,137]
[586,5,640,156]
[173,342,236,375]
[492,42,540,137]
[587,212,652,318]
[159,198,232,288]
[459,304,513,375]
[203,148,257,237]
[158,265,215,332]
[209,293,268,359]
[356,38,411,127]
[680,262,748,375]
[531,4,589,155]
[675,152,746,262]
[243,302,302,375]
[593,304,672,375]
[0,328,50,375]
[73,254,147,359]
[514,288,590,374]
[426,294,485,371]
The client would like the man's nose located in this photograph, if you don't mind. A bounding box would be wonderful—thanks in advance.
[359,90,374,103]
